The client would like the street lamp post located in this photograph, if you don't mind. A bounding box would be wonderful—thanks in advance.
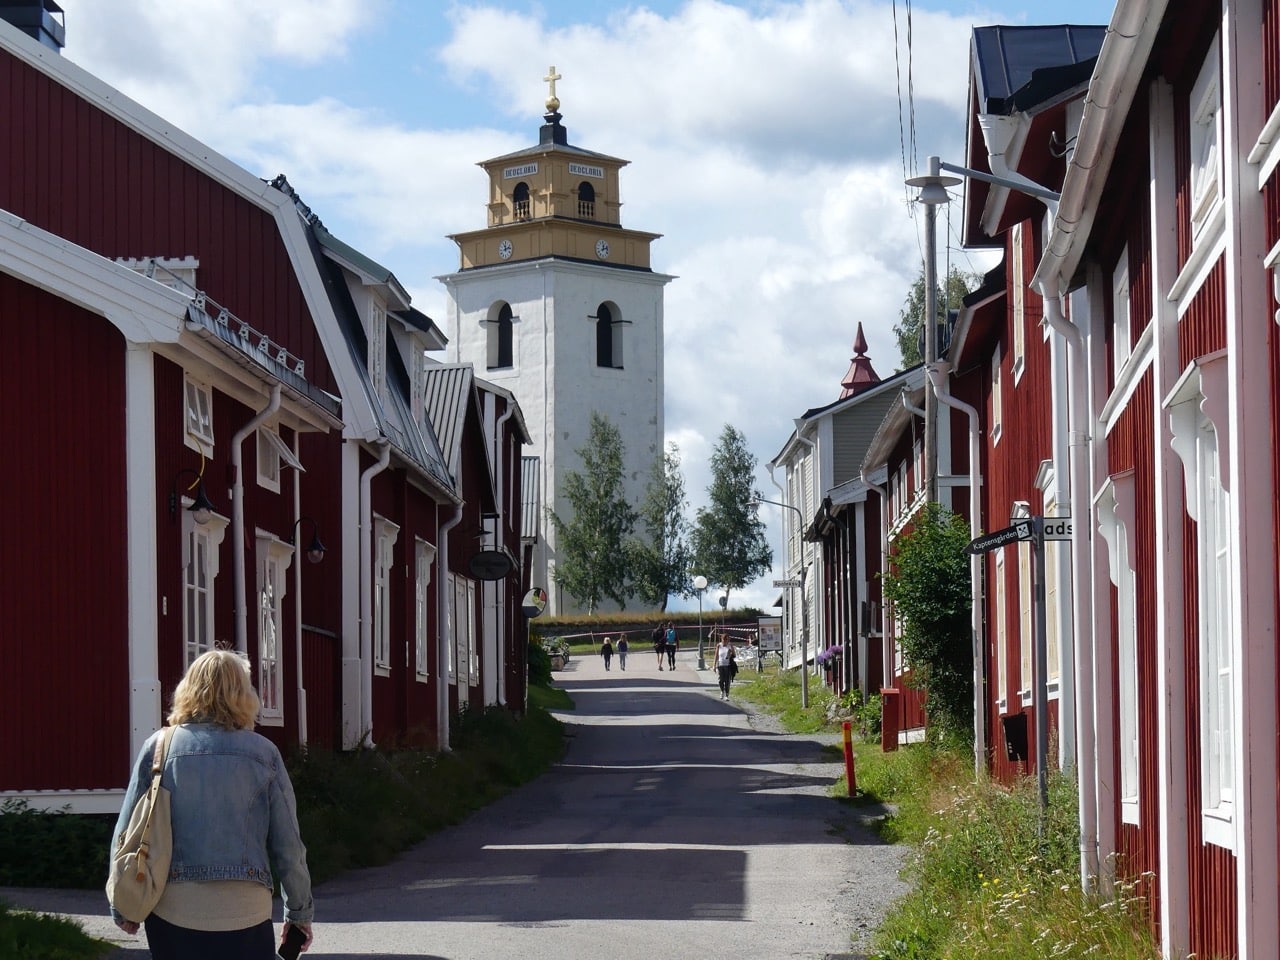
[748,497,810,708]
[694,575,708,670]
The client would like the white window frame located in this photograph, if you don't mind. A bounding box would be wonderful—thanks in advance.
[1011,501,1032,706]
[467,578,479,685]
[1165,353,1233,848]
[995,548,1008,713]
[991,346,1003,446]
[255,534,294,725]
[446,572,458,682]
[1011,223,1026,383]
[369,302,387,402]
[1189,35,1222,239]
[1041,484,1064,695]
[184,375,214,456]
[415,539,436,681]
[182,510,228,670]
[373,516,400,674]
[1113,244,1132,376]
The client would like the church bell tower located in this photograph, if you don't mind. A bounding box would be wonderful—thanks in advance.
[438,68,672,615]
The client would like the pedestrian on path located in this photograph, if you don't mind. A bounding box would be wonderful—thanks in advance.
[665,622,678,670]
[715,632,738,700]
[653,624,666,670]
[600,636,614,671]
[108,649,314,960]
[616,636,629,670]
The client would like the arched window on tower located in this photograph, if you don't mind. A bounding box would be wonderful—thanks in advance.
[594,302,624,369]
[513,182,531,221]
[577,182,595,219]
[488,302,514,369]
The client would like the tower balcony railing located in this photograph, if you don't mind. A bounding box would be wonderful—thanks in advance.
[577,200,595,219]
[514,200,531,221]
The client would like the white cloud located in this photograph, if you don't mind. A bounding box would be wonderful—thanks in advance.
[50,0,1003,613]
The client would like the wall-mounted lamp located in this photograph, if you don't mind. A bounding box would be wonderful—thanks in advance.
[169,468,216,525]
[290,516,327,564]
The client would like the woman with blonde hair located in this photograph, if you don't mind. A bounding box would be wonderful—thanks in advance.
[108,649,314,959]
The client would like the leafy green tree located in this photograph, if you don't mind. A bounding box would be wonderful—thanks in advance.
[547,412,637,613]
[691,424,771,605]
[628,442,693,611]
[893,266,980,368]
[880,501,973,744]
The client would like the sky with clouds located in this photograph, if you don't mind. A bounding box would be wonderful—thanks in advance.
[52,0,1118,614]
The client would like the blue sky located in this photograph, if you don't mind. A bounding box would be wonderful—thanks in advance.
[56,0,1121,612]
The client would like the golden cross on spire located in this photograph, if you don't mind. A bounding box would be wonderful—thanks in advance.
[544,65,562,112]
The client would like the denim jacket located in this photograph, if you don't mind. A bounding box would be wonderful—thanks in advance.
[110,723,313,924]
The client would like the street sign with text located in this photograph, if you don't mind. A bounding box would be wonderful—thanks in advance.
[1042,518,1073,541]
[772,579,802,588]
[965,522,1032,555]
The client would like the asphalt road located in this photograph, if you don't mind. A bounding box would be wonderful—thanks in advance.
[4,649,905,959]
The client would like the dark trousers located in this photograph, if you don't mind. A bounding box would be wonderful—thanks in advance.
[667,646,676,668]
[718,664,734,695]
[144,914,276,960]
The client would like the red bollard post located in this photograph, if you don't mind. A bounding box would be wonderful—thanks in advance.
[842,721,857,796]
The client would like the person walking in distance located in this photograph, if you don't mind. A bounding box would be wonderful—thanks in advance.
[616,635,629,671]
[665,621,678,670]
[715,632,737,700]
[108,649,313,959]
[653,624,666,670]
[600,636,614,671]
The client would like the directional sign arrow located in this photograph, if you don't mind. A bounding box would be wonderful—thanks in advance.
[965,522,1033,555]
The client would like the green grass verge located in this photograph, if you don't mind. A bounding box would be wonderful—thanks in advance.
[0,902,112,960]
[731,664,841,734]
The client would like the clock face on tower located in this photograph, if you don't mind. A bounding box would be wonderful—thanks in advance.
[497,238,513,260]
[595,238,610,260]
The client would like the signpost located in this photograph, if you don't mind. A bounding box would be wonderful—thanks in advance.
[773,578,802,588]
[966,516,1072,815]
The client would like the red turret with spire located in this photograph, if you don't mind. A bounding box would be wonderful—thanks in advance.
[839,322,881,398]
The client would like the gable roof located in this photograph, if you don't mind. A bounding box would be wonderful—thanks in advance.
[971,25,1107,115]
[422,363,497,515]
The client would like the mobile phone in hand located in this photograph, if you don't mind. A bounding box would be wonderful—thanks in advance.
[278,923,307,960]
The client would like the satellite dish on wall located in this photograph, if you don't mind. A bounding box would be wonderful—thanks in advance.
[522,587,548,618]
[469,549,513,581]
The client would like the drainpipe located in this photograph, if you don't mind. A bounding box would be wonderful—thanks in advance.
[926,362,986,778]
[1039,276,1099,890]
[359,440,391,746]
[902,392,926,420]
[232,386,282,653]
[437,502,464,751]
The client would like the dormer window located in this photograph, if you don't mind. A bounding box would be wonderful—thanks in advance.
[577,181,595,219]
[369,303,387,402]
[513,182,531,221]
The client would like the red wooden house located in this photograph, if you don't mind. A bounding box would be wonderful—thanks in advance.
[0,7,529,813]
[929,2,1280,955]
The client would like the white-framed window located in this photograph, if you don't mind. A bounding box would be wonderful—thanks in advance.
[1112,245,1132,376]
[467,578,479,685]
[256,535,294,724]
[1098,476,1140,823]
[446,572,457,682]
[991,346,1003,445]
[1042,488,1064,694]
[369,302,387,402]
[373,516,400,673]
[256,426,303,494]
[182,511,228,670]
[1165,353,1233,847]
[1011,223,1026,382]
[1018,539,1033,705]
[184,375,214,456]
[1189,35,1222,238]
[415,539,436,681]
[995,548,1008,711]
